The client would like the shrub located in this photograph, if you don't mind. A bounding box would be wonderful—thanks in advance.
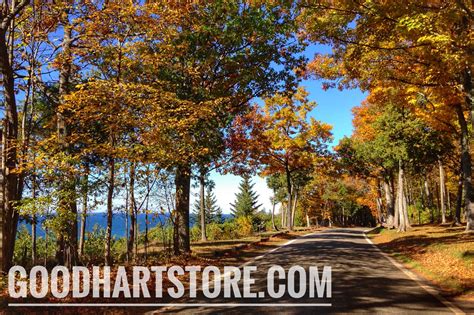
[206,223,223,240]
[83,224,108,264]
[190,225,201,242]
[220,220,240,239]
[235,216,254,237]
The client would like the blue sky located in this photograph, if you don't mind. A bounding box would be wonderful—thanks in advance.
[192,44,368,214]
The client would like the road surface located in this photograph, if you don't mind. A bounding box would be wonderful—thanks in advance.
[148,228,464,314]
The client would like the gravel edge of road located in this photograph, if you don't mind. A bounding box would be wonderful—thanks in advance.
[363,228,466,315]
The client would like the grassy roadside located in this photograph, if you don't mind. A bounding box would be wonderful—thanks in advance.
[368,225,474,302]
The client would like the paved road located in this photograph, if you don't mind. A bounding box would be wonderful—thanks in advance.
[148,228,461,314]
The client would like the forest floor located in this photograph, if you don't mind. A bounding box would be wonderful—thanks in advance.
[368,224,474,303]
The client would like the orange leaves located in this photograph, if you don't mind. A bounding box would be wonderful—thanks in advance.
[60,79,229,165]
[227,87,333,176]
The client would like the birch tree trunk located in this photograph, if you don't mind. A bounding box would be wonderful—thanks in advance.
[384,178,395,228]
[285,166,293,231]
[439,160,447,224]
[291,189,298,228]
[271,196,278,231]
[397,160,410,232]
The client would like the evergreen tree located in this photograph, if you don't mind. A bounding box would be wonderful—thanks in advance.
[230,175,262,218]
[193,186,222,225]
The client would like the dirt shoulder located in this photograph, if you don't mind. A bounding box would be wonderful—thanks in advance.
[368,225,473,308]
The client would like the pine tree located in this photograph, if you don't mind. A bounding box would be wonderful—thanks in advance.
[230,175,262,218]
[193,186,222,225]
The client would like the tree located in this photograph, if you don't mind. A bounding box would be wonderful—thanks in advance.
[193,185,222,226]
[134,1,304,253]
[229,87,332,230]
[266,174,287,230]
[230,175,262,218]
[0,0,30,272]
[299,0,474,232]
[349,89,451,231]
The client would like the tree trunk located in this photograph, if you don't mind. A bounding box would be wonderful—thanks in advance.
[271,196,278,231]
[397,160,410,232]
[56,16,78,268]
[285,166,293,231]
[424,176,434,223]
[342,206,345,226]
[383,178,395,228]
[145,191,149,261]
[456,104,474,232]
[439,160,447,224]
[462,67,474,232]
[454,165,463,225]
[174,165,191,255]
[376,179,383,224]
[78,174,88,258]
[0,27,20,273]
[446,186,451,218]
[128,163,136,261]
[281,203,286,228]
[291,189,298,228]
[31,173,37,265]
[199,170,207,241]
[393,187,400,229]
[104,157,115,266]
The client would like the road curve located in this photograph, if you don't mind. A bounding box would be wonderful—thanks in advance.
[148,228,461,314]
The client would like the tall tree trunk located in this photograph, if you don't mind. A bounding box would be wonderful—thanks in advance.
[0,130,4,272]
[199,170,207,241]
[123,166,129,262]
[104,157,115,266]
[285,166,293,231]
[462,67,474,232]
[0,26,19,273]
[454,164,464,225]
[44,226,48,267]
[424,176,434,223]
[281,203,286,228]
[376,179,383,224]
[342,206,345,226]
[174,165,191,255]
[439,160,447,224]
[446,187,451,219]
[271,195,278,231]
[128,163,136,261]
[31,173,37,265]
[383,178,395,228]
[393,187,400,229]
[291,189,298,228]
[56,15,78,268]
[456,104,474,232]
[78,173,88,258]
[144,191,149,261]
[397,160,410,232]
